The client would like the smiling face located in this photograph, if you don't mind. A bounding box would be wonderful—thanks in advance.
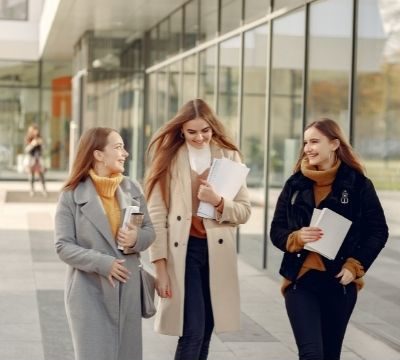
[303,126,339,170]
[181,118,213,149]
[94,131,129,176]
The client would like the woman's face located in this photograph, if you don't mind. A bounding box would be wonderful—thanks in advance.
[303,126,338,170]
[95,131,129,176]
[181,118,213,149]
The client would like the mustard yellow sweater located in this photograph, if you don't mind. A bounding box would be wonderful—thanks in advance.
[89,169,123,238]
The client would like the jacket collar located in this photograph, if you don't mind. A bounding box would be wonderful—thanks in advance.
[73,176,142,251]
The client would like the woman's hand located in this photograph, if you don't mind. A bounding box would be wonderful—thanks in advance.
[336,268,355,285]
[154,259,172,298]
[117,223,138,248]
[107,259,131,287]
[197,179,221,206]
[298,226,323,244]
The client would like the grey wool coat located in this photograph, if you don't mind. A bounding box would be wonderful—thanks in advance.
[148,144,251,335]
[54,176,155,360]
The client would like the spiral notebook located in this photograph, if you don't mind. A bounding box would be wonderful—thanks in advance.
[197,157,250,219]
[304,208,352,260]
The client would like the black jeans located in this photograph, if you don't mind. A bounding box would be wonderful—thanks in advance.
[174,236,214,360]
[284,270,357,360]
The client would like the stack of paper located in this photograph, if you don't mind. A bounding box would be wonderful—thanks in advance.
[197,157,250,219]
[304,208,352,260]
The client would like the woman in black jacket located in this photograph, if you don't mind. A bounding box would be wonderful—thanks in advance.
[270,118,388,360]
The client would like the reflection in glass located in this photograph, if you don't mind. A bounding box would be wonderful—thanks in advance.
[146,73,158,148]
[184,0,198,50]
[245,0,270,24]
[0,0,27,20]
[168,62,180,119]
[354,0,400,190]
[307,0,352,134]
[200,0,218,43]
[221,0,242,35]
[170,8,183,56]
[0,60,39,87]
[157,69,168,127]
[149,27,159,66]
[218,36,240,142]
[199,46,216,108]
[159,19,170,62]
[240,24,268,269]
[182,55,197,104]
[268,9,305,273]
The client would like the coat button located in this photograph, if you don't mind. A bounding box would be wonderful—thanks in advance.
[174,242,179,247]
[218,239,223,244]
[297,253,301,258]
[177,216,181,221]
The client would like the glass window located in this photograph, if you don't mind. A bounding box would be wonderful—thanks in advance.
[199,46,216,108]
[149,27,159,66]
[182,55,197,104]
[0,60,39,87]
[41,61,73,88]
[354,0,400,190]
[159,19,170,62]
[170,8,183,56]
[168,62,180,119]
[245,0,270,24]
[146,73,158,147]
[273,0,295,12]
[199,0,218,43]
[220,0,242,35]
[240,24,269,269]
[157,69,168,126]
[268,9,305,273]
[184,0,199,50]
[0,0,27,20]
[306,0,353,134]
[218,36,241,142]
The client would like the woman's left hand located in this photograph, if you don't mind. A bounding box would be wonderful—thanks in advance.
[117,223,138,248]
[335,268,355,285]
[197,179,221,206]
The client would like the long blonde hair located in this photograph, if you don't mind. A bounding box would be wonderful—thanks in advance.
[294,118,364,174]
[144,98,240,206]
[63,127,116,191]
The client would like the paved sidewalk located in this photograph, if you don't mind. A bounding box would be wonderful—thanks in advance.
[0,180,399,360]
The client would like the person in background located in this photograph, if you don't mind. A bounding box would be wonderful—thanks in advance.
[270,118,388,360]
[24,123,47,196]
[54,127,155,360]
[145,98,251,360]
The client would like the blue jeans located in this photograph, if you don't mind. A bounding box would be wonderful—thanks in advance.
[174,236,214,360]
[285,270,357,360]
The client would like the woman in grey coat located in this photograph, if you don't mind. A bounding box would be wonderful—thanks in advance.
[54,127,155,360]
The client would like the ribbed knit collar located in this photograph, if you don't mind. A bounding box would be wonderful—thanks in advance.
[88,169,123,198]
[301,158,341,186]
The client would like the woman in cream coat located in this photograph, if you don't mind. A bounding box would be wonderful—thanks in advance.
[145,99,251,360]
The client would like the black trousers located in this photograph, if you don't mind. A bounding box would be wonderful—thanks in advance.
[284,270,357,360]
[174,236,214,360]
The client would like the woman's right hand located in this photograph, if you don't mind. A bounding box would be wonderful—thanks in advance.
[298,226,323,244]
[107,259,131,288]
[154,259,172,298]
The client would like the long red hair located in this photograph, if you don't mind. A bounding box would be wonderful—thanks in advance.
[63,127,116,191]
[294,118,364,174]
[144,98,240,207]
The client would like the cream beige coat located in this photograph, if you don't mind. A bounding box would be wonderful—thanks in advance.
[148,144,251,336]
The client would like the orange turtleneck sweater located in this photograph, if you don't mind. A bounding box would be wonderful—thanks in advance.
[89,169,123,239]
[281,159,364,293]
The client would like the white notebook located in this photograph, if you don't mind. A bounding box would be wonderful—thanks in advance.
[197,157,250,219]
[304,208,352,260]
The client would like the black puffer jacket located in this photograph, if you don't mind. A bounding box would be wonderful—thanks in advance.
[270,162,389,281]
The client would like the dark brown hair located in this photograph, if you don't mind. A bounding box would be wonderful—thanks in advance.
[294,118,364,174]
[144,98,240,206]
[63,127,116,191]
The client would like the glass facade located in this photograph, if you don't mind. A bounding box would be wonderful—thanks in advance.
[0,60,72,179]
[143,0,400,271]
[0,0,27,20]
